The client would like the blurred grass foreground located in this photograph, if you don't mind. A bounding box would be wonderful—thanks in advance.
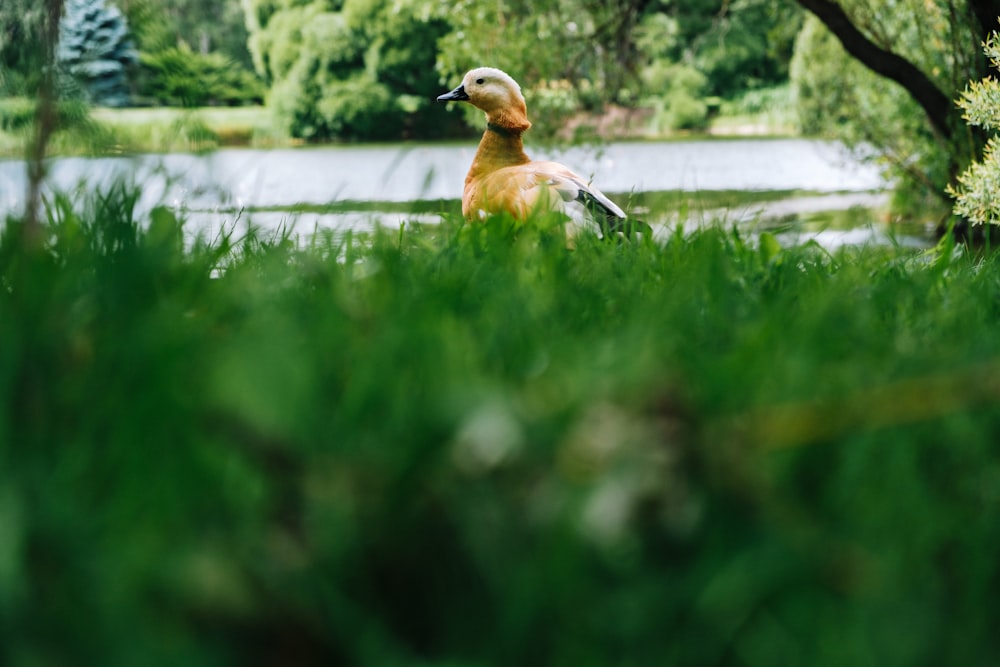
[3,185,1000,665]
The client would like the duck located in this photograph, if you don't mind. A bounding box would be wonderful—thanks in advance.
[436,67,648,239]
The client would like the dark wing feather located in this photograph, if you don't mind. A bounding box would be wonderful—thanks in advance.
[576,190,652,240]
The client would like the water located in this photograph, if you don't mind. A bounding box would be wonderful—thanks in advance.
[1,139,907,246]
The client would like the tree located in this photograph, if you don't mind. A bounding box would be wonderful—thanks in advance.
[58,0,138,107]
[791,14,952,215]
[118,0,254,68]
[243,0,458,141]
[437,0,654,109]
[436,0,802,138]
[656,0,803,97]
[113,0,262,108]
[5,0,66,248]
[790,0,1000,217]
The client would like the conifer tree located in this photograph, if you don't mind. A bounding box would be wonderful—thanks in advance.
[57,0,137,106]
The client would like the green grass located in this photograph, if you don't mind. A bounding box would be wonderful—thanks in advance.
[3,184,1000,665]
[89,105,283,148]
[0,102,283,157]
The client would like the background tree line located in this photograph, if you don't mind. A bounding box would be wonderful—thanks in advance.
[2,0,1000,224]
[1,0,803,134]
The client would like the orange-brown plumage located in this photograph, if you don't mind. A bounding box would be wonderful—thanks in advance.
[437,67,642,237]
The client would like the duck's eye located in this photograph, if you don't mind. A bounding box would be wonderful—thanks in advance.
[475,78,485,85]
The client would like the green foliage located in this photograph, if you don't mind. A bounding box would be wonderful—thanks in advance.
[137,46,265,107]
[642,62,709,132]
[651,0,803,97]
[790,16,845,136]
[716,84,797,133]
[57,0,139,107]
[277,71,402,140]
[244,0,455,141]
[788,0,999,222]
[122,0,255,69]
[437,0,801,138]
[949,31,1000,225]
[437,0,648,110]
[790,14,954,221]
[5,183,1000,662]
[523,80,583,139]
[0,98,37,132]
[0,0,49,95]
[0,97,103,152]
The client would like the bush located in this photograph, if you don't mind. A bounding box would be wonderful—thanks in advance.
[270,69,404,142]
[138,46,265,107]
[948,31,1000,226]
[245,0,449,141]
[312,75,402,140]
[641,62,710,132]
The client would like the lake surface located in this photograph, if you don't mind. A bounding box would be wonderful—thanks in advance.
[1,138,916,247]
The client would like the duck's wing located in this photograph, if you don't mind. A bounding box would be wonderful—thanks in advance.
[529,161,624,215]
[530,162,650,238]
[468,162,650,238]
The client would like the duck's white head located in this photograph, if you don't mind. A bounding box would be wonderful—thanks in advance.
[437,67,530,131]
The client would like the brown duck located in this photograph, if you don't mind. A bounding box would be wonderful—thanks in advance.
[437,67,648,239]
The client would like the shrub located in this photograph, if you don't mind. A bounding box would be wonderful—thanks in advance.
[641,62,710,132]
[948,30,1000,226]
[314,74,403,141]
[245,0,449,141]
[138,46,265,107]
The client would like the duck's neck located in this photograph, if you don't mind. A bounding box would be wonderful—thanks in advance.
[466,115,531,184]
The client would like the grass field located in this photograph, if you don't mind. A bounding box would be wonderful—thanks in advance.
[0,103,285,157]
[88,105,285,149]
[2,182,999,664]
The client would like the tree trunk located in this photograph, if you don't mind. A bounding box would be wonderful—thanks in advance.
[24,0,64,251]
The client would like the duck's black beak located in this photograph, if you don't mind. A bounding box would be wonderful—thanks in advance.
[436,84,469,102]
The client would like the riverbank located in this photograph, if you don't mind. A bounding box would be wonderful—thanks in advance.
[0,92,797,158]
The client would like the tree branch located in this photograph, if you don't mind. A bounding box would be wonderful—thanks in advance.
[794,0,956,140]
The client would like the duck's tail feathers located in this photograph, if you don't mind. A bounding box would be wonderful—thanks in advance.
[577,191,652,240]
